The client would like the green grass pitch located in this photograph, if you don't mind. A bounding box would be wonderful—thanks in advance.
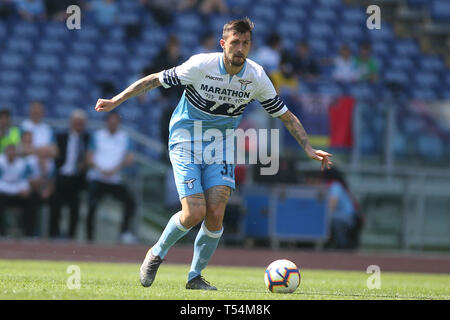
[0,259,449,300]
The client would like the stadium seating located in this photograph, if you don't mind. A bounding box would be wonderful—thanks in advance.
[0,86,19,102]
[430,0,450,22]
[29,72,54,88]
[417,133,445,159]
[393,132,409,157]
[407,0,429,7]
[34,53,61,71]
[0,0,447,161]
[371,41,391,58]
[43,22,70,39]
[383,69,411,87]
[316,82,343,97]
[66,55,92,72]
[280,6,308,21]
[401,114,426,137]
[349,84,374,100]
[25,87,51,104]
[13,21,39,38]
[389,56,415,70]
[0,70,23,87]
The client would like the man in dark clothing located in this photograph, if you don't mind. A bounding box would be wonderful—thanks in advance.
[286,41,320,81]
[146,35,185,102]
[49,110,89,239]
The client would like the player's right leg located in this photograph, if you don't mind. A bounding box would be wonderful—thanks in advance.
[140,143,206,287]
[139,193,206,287]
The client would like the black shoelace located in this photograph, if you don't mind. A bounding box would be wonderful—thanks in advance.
[145,257,163,272]
[198,276,211,286]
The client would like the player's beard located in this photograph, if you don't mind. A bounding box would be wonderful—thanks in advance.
[226,52,246,67]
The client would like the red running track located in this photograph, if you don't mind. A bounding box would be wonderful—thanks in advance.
[0,241,449,274]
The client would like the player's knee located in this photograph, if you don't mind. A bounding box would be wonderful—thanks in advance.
[191,208,207,225]
[182,206,206,227]
[206,206,225,226]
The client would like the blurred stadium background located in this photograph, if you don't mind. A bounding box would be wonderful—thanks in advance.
[0,0,449,255]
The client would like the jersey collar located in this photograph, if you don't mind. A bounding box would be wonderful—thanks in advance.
[219,53,247,77]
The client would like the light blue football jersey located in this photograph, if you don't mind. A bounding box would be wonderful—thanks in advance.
[158,52,288,151]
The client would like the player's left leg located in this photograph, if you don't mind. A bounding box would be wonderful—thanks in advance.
[186,184,232,290]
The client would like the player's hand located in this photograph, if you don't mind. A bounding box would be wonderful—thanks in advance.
[306,148,333,171]
[95,98,119,112]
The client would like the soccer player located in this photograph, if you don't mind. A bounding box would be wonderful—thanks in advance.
[94,18,332,290]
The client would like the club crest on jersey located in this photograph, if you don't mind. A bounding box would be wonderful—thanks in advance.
[183,178,196,189]
[238,79,252,91]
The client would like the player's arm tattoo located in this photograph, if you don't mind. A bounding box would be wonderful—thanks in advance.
[279,110,312,151]
[113,73,162,104]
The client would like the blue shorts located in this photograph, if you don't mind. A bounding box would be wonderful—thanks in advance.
[169,143,236,199]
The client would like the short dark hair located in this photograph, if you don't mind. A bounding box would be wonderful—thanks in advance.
[322,167,349,190]
[0,109,11,117]
[106,111,120,121]
[359,42,372,50]
[21,130,32,138]
[167,34,179,46]
[298,41,309,48]
[222,17,254,39]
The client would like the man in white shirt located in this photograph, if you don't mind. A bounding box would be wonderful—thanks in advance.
[21,101,58,159]
[0,144,35,237]
[253,32,282,74]
[20,130,56,237]
[332,44,360,83]
[85,112,136,243]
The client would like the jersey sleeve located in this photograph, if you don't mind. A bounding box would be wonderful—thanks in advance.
[158,55,202,88]
[255,70,289,117]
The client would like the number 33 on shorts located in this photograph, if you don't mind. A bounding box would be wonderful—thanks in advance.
[220,161,235,182]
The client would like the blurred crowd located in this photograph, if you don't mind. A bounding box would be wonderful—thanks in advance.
[0,0,230,23]
[0,0,379,84]
[254,34,379,97]
[0,0,371,248]
[0,103,138,243]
